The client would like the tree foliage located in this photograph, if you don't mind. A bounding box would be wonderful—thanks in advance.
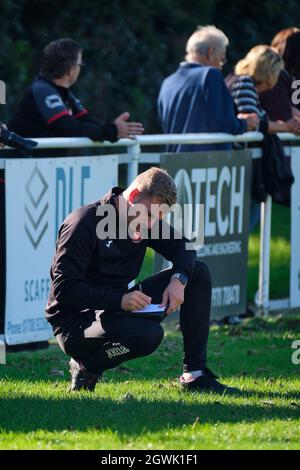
[1,0,300,131]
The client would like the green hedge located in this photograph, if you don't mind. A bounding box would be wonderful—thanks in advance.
[1,0,300,131]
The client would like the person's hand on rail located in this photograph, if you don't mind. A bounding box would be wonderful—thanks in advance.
[114,112,144,139]
[238,113,260,131]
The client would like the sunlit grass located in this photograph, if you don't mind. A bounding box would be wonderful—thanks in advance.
[0,314,300,450]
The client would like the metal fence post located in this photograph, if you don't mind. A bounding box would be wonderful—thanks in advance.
[256,195,272,315]
[127,141,141,186]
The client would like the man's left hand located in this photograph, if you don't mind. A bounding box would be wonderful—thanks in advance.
[114,112,144,139]
[160,278,185,315]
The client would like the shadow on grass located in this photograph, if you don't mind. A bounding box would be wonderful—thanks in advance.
[0,392,299,435]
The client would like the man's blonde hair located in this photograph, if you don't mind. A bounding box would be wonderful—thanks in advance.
[235,45,284,86]
[133,167,177,206]
[185,25,229,60]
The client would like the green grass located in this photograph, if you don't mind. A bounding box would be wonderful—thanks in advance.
[0,203,296,450]
[247,203,291,302]
[1,313,300,450]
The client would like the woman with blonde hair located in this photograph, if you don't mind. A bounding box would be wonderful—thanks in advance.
[260,27,300,120]
[227,45,299,229]
[227,45,300,134]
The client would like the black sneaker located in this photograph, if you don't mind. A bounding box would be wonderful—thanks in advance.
[69,358,100,392]
[180,368,240,394]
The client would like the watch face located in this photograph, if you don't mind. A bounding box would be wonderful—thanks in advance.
[173,273,187,285]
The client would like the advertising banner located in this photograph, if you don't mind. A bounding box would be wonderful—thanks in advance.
[5,155,118,345]
[159,150,252,319]
[290,147,300,308]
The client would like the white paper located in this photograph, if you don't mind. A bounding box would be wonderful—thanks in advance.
[132,304,166,313]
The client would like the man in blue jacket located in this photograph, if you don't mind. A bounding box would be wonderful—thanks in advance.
[158,26,259,152]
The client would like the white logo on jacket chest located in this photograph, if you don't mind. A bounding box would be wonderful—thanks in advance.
[106,240,113,248]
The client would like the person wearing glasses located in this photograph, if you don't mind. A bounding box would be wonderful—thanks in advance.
[8,38,144,141]
[158,25,259,153]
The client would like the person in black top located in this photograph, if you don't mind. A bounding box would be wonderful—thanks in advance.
[260,29,300,120]
[46,167,237,394]
[227,45,300,134]
[8,38,144,141]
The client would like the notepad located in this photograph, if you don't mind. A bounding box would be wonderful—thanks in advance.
[132,304,166,314]
[122,303,168,321]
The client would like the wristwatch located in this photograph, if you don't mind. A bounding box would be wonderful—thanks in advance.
[171,273,188,287]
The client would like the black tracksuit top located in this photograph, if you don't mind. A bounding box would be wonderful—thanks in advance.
[8,75,118,141]
[45,187,196,330]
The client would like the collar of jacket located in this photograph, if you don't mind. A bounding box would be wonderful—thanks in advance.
[36,74,70,100]
[179,61,204,69]
[100,186,125,206]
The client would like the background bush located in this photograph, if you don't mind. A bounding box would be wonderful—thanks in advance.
[1,0,300,131]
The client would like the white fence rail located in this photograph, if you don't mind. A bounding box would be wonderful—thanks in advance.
[1,131,300,316]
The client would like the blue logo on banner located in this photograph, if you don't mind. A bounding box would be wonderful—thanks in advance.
[55,165,91,237]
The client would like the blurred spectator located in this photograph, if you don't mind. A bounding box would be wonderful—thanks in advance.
[259,28,300,121]
[226,45,298,229]
[8,38,144,141]
[226,45,300,135]
[280,30,300,79]
[271,27,300,56]
[158,26,258,153]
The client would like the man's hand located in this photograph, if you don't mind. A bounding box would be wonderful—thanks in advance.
[121,291,152,311]
[238,113,260,131]
[114,112,144,139]
[160,278,185,315]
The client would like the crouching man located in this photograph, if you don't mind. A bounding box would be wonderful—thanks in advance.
[45,167,236,393]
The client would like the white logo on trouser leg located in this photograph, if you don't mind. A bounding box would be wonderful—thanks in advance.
[105,344,130,359]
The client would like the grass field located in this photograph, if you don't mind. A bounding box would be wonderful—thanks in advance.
[247,202,291,302]
[0,203,298,450]
[0,314,300,450]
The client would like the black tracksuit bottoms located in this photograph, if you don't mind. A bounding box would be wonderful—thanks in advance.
[55,260,212,375]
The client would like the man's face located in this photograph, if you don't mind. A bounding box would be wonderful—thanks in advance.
[127,194,169,243]
[68,52,83,86]
[208,46,227,70]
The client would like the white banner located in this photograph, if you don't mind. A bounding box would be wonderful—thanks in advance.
[290,147,300,308]
[5,155,118,345]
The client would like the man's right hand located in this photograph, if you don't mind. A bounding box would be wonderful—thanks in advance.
[238,113,260,131]
[121,291,152,311]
